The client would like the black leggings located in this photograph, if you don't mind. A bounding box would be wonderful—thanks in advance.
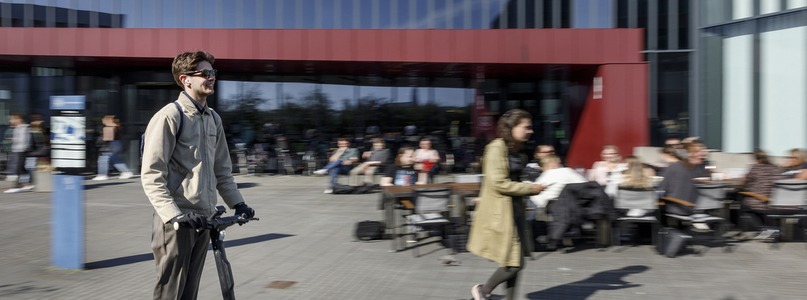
[482,263,523,299]
[482,199,526,299]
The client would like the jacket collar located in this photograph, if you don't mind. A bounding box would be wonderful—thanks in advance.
[176,91,208,115]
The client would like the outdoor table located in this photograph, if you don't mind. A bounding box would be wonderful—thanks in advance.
[380,182,480,252]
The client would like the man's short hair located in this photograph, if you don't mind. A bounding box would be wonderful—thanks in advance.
[372,138,385,145]
[172,51,215,88]
[337,137,350,143]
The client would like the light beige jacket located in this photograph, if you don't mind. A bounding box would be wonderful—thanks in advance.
[141,92,244,223]
[467,138,534,267]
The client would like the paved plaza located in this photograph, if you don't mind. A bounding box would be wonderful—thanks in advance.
[1,174,805,300]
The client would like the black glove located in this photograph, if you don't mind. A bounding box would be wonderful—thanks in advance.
[171,212,207,230]
[234,202,255,219]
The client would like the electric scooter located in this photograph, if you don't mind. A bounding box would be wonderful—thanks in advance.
[179,205,258,300]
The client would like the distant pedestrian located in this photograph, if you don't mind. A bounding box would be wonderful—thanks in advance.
[141,51,255,300]
[93,115,133,180]
[3,114,30,193]
[467,109,547,300]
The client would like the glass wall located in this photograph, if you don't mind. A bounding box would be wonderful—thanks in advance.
[699,7,807,154]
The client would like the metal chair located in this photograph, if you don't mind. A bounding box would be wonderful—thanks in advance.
[612,187,660,247]
[400,187,453,257]
[741,180,807,245]
[661,183,729,251]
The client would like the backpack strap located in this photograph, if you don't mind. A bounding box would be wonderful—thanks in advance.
[140,101,184,161]
[172,101,184,140]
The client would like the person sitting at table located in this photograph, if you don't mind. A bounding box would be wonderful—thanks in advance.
[740,149,786,232]
[313,137,359,194]
[782,148,807,180]
[658,141,710,216]
[380,147,418,187]
[618,156,655,190]
[414,137,441,184]
[349,138,390,186]
[523,144,556,182]
[654,145,683,177]
[530,155,587,217]
[588,145,625,186]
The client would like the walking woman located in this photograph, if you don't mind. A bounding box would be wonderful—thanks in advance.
[468,109,547,300]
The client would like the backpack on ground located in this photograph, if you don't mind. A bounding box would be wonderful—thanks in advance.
[656,227,692,258]
[140,101,183,161]
[354,220,385,241]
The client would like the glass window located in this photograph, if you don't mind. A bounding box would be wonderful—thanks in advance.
[616,0,629,28]
[678,0,689,49]
[658,0,669,49]
[282,0,296,28]
[761,0,781,15]
[732,0,753,19]
[721,34,753,152]
[760,26,807,155]
[789,0,807,9]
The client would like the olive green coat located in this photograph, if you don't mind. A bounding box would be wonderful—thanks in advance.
[467,138,534,267]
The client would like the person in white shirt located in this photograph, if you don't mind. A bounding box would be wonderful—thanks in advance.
[530,155,587,211]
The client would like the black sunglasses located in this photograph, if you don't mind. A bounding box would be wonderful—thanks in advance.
[184,69,217,78]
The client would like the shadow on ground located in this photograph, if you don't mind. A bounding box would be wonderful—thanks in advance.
[236,182,259,189]
[84,181,131,190]
[85,233,293,269]
[526,265,649,300]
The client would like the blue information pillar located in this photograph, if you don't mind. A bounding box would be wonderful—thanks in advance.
[51,174,84,269]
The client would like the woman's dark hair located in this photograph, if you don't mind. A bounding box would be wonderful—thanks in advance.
[496,109,532,152]
[395,147,414,166]
[754,149,771,165]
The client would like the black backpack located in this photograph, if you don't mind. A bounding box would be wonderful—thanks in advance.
[140,101,183,161]
[354,220,385,241]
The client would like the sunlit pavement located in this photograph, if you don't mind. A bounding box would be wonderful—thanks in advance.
[1,174,805,299]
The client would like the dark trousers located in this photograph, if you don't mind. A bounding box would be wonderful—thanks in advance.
[151,213,210,300]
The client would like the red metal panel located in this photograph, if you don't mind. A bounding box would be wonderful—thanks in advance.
[501,30,524,63]
[452,30,478,63]
[404,30,427,62]
[256,30,280,60]
[55,29,79,56]
[476,30,502,63]
[354,30,380,62]
[524,29,550,63]
[566,63,649,168]
[0,28,645,64]
[330,30,354,61]
[280,30,305,61]
[575,30,603,64]
[306,30,330,61]
[380,30,404,62]
[156,29,182,58]
[429,30,453,63]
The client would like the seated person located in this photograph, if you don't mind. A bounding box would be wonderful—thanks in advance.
[658,141,710,216]
[782,148,807,180]
[530,155,587,215]
[588,145,626,186]
[314,138,359,194]
[653,145,683,177]
[349,138,390,186]
[618,155,655,190]
[380,147,418,187]
[524,144,555,181]
[740,149,786,230]
[414,138,441,184]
